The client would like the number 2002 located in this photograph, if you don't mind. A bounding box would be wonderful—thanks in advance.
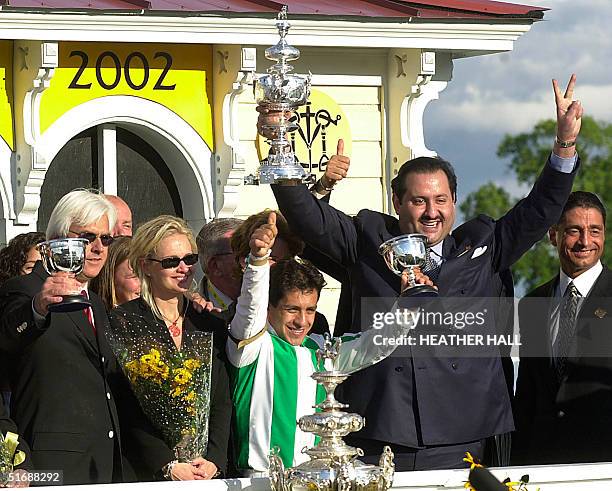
[68,50,176,91]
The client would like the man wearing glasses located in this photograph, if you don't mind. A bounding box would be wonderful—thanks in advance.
[196,218,243,313]
[0,190,170,484]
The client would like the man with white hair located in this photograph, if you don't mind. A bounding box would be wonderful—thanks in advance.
[0,190,182,484]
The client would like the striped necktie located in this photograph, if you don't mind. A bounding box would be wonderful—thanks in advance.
[423,248,442,282]
[554,282,580,381]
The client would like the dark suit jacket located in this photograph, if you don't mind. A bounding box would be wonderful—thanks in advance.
[0,262,125,484]
[272,160,576,448]
[0,262,178,483]
[513,265,612,464]
[112,298,232,476]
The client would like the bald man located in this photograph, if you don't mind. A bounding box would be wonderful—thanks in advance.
[104,195,133,237]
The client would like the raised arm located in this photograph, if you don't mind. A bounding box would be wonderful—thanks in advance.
[333,269,434,374]
[226,213,276,368]
[493,74,583,272]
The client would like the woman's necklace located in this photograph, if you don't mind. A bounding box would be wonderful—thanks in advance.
[156,299,188,337]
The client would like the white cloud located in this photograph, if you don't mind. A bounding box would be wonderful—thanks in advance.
[429,83,612,134]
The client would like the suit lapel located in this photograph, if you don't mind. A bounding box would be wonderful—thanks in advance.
[66,308,99,354]
[576,266,612,329]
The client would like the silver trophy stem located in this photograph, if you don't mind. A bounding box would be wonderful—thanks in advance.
[269,335,395,491]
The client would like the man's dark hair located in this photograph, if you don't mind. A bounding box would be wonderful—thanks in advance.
[559,191,607,225]
[269,258,326,307]
[391,156,457,203]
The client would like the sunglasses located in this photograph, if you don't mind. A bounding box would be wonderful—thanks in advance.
[69,230,114,247]
[147,253,199,269]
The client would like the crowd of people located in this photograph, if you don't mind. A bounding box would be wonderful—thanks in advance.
[1,73,610,486]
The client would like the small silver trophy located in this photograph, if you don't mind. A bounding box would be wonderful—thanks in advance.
[247,6,313,185]
[269,336,395,491]
[38,238,92,312]
[379,234,438,297]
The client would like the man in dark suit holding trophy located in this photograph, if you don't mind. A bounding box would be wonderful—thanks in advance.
[0,190,192,484]
[259,74,583,470]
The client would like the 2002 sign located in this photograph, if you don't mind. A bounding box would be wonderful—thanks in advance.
[68,50,176,91]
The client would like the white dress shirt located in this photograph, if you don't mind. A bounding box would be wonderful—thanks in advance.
[549,260,602,346]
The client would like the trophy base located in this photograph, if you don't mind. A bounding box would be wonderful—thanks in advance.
[400,284,439,298]
[48,294,92,313]
[258,162,316,185]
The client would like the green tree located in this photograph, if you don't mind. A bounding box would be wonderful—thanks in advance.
[460,116,612,292]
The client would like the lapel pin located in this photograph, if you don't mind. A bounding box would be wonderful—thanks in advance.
[456,245,472,258]
[594,308,607,319]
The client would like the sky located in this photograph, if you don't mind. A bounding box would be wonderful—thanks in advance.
[424,0,612,212]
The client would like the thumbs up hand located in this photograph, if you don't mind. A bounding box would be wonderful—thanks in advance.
[249,211,278,259]
[320,139,350,191]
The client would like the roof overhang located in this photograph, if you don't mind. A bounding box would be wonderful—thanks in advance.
[0,11,536,56]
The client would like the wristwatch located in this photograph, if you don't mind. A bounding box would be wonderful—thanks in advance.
[555,136,576,148]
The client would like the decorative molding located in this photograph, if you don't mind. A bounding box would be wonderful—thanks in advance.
[402,75,448,158]
[0,13,534,54]
[18,95,214,227]
[217,70,253,218]
[17,42,58,225]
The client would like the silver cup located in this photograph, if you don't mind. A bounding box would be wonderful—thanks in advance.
[379,234,438,297]
[248,6,313,185]
[38,238,92,312]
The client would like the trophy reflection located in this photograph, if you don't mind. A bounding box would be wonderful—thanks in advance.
[38,238,92,312]
[379,234,438,297]
[248,6,313,185]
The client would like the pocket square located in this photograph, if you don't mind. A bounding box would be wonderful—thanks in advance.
[470,245,488,259]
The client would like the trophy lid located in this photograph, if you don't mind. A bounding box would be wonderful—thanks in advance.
[265,6,301,64]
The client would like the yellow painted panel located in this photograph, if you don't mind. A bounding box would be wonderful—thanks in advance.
[346,142,382,178]
[316,86,380,105]
[40,42,213,149]
[0,41,14,150]
[342,106,381,141]
[329,177,383,215]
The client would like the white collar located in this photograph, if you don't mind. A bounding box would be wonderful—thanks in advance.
[558,260,603,297]
[430,241,444,257]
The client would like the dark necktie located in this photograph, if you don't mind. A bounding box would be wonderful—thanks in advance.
[81,289,96,334]
[554,282,580,381]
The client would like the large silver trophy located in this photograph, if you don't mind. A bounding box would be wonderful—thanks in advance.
[38,238,91,312]
[247,6,313,185]
[379,234,438,297]
[269,337,395,491]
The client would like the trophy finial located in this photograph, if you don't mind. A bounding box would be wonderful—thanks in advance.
[278,5,288,20]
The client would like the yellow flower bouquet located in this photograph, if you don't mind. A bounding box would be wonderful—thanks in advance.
[0,432,25,486]
[107,310,213,461]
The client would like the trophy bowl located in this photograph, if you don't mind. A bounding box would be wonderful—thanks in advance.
[254,73,311,108]
[379,234,438,297]
[37,238,92,312]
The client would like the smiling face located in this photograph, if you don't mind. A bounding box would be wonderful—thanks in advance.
[143,233,196,297]
[268,288,318,346]
[68,215,111,282]
[549,206,605,279]
[392,170,456,246]
[113,259,141,306]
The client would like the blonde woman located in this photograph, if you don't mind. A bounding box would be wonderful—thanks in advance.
[109,215,231,481]
[90,236,140,310]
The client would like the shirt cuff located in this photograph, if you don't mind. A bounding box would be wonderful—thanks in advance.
[549,151,578,174]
